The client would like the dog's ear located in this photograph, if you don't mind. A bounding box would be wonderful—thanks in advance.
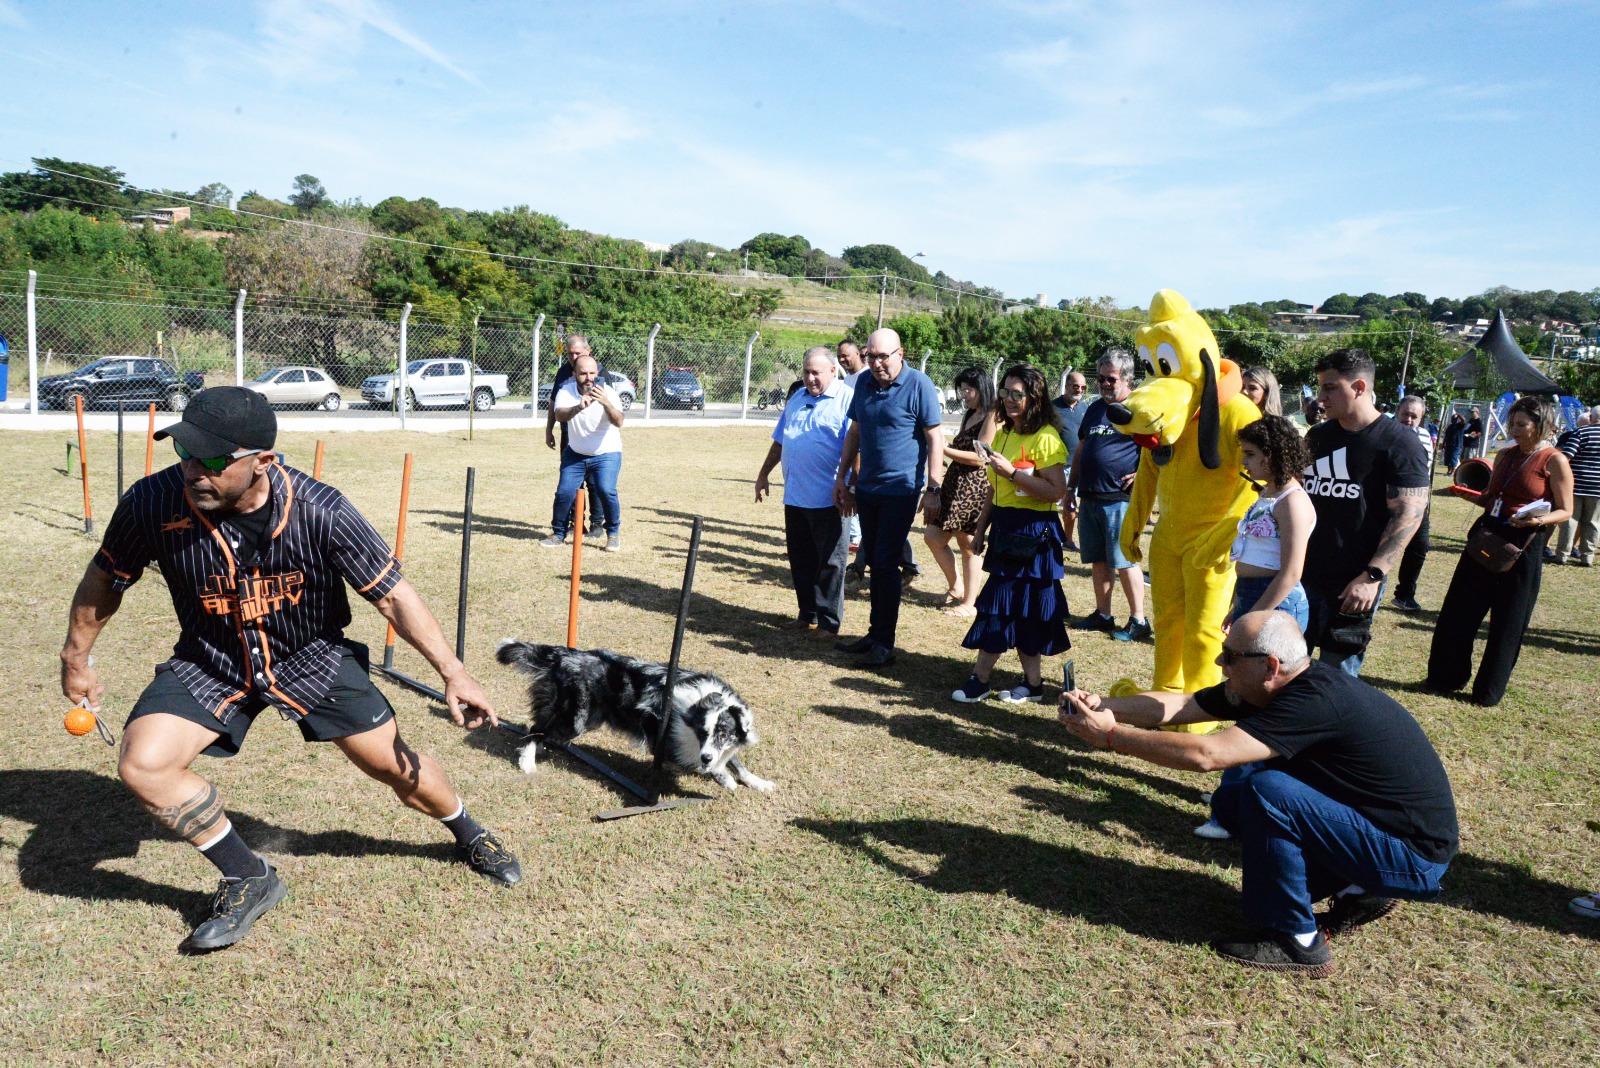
[733,702,755,740]
[1197,349,1221,470]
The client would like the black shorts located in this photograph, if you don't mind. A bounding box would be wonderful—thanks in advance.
[127,643,395,759]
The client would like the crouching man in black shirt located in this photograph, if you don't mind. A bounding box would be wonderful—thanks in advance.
[1058,610,1457,978]
[60,387,522,955]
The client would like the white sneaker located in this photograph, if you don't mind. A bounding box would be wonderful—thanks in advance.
[604,534,621,553]
[1193,819,1231,840]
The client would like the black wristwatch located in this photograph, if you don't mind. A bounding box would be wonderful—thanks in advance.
[1364,565,1386,583]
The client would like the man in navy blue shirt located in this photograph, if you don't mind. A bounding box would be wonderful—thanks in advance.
[1064,350,1148,641]
[832,329,944,667]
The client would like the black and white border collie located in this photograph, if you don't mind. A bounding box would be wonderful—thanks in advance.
[494,641,774,793]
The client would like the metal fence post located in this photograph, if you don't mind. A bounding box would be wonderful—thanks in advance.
[26,270,38,416]
[529,312,545,421]
[920,349,930,373]
[992,357,1003,389]
[398,302,412,431]
[740,331,760,420]
[233,289,246,385]
[645,322,661,421]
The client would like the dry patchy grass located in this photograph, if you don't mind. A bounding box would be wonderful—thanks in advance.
[0,425,1596,1066]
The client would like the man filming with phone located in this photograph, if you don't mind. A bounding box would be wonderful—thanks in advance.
[541,353,626,552]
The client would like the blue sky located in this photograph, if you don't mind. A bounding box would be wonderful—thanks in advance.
[1,0,1596,309]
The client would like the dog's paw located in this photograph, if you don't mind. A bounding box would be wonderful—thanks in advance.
[741,772,776,795]
[516,741,539,775]
[708,769,738,791]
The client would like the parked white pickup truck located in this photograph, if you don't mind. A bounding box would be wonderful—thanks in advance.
[361,359,511,411]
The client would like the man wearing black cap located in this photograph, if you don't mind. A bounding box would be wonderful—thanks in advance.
[59,387,521,955]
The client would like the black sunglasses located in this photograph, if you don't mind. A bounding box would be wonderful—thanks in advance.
[1220,646,1271,666]
[174,441,262,473]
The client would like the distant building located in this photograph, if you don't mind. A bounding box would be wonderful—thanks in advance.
[128,206,192,229]
[1268,311,1361,336]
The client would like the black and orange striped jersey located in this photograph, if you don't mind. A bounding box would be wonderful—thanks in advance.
[94,462,403,725]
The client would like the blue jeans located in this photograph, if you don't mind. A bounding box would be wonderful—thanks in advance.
[552,447,621,537]
[1211,767,1449,936]
[1232,574,1310,632]
[1304,579,1385,677]
[855,490,920,649]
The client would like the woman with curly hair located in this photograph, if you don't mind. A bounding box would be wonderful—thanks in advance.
[952,365,1070,704]
[1231,415,1316,629]
[924,366,996,618]
[1426,394,1573,707]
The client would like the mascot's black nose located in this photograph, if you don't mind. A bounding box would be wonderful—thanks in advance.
[1106,403,1133,426]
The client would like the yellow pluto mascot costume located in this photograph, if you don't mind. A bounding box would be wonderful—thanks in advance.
[1111,290,1259,722]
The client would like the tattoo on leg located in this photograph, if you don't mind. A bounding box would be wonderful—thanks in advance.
[148,783,226,843]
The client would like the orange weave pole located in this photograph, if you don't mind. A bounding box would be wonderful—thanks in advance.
[566,487,586,648]
[313,440,325,480]
[383,453,415,657]
[144,403,156,476]
[75,395,93,534]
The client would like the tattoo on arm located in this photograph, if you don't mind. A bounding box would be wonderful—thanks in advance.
[148,783,226,844]
[1370,492,1426,570]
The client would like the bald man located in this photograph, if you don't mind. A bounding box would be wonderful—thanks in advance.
[1059,611,1457,978]
[541,354,625,551]
[832,328,944,667]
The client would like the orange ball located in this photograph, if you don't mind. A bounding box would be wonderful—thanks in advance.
[65,706,97,737]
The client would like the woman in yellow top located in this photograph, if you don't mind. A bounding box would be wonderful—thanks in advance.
[954,365,1071,704]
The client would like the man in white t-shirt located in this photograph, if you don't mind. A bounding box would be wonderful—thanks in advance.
[540,354,626,552]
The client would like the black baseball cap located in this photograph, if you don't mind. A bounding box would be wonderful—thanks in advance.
[154,386,277,457]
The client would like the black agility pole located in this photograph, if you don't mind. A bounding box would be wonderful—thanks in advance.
[455,466,475,662]
[116,402,125,500]
[596,516,713,821]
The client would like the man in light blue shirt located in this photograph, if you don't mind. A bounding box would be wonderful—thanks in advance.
[755,348,856,636]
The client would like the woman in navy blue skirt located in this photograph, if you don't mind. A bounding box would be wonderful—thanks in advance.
[953,364,1071,704]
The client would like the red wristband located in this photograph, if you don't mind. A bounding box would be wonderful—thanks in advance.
[1105,725,1119,752]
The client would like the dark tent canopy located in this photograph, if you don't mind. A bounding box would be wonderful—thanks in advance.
[1445,311,1560,394]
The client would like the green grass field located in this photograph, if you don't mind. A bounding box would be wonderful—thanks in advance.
[1,425,1596,1066]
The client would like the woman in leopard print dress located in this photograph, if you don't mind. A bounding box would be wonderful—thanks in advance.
[925,366,996,617]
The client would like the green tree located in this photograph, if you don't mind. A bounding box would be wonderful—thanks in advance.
[289,174,329,215]
[0,158,129,216]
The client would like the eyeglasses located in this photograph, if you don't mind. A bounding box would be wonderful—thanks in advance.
[864,348,902,363]
[1219,646,1271,666]
[999,388,1028,401]
[175,441,262,473]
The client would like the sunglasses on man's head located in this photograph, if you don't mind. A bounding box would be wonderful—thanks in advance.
[1220,646,1271,666]
[174,441,262,472]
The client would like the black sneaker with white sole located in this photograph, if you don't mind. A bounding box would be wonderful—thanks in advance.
[1211,929,1335,978]
[181,861,287,954]
[456,830,523,887]
[1318,894,1400,939]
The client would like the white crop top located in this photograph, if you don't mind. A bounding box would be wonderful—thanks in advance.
[1230,484,1312,570]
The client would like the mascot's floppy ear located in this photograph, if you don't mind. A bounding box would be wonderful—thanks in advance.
[1197,349,1221,470]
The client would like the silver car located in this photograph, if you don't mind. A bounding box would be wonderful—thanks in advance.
[248,366,344,410]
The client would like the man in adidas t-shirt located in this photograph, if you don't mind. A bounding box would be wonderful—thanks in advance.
[1302,349,1429,676]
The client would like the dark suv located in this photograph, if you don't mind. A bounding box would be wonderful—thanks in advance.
[38,357,206,411]
[652,367,705,411]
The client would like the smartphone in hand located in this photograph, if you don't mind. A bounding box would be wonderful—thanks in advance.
[1062,659,1075,695]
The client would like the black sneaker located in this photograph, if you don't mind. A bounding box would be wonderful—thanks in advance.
[1318,894,1400,939]
[1211,929,1335,978]
[1111,617,1153,642]
[181,861,287,953]
[456,830,523,887]
[1390,596,1421,613]
[1072,612,1117,632]
[835,635,874,654]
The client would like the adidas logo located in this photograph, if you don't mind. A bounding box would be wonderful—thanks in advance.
[1303,447,1363,499]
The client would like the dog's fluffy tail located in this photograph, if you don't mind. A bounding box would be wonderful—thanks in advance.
[495,639,566,675]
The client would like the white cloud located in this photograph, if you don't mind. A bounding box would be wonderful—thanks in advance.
[252,0,482,88]
[0,1,24,30]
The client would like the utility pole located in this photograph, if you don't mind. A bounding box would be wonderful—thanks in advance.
[876,268,888,330]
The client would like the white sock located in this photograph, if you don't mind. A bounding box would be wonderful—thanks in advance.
[1293,931,1319,947]
[440,798,464,823]
[196,818,232,851]
[1336,883,1366,898]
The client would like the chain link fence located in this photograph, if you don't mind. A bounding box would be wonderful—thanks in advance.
[0,275,830,422]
